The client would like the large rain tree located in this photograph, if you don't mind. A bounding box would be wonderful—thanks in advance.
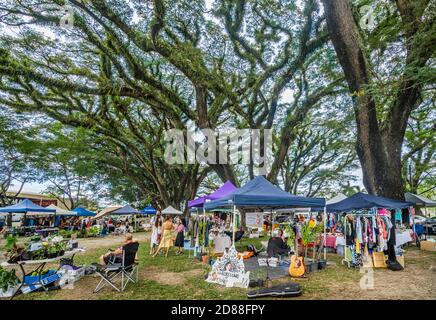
[321,0,435,199]
[0,0,349,208]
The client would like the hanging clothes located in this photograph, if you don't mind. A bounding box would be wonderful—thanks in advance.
[395,209,402,222]
[345,216,355,246]
[356,217,363,244]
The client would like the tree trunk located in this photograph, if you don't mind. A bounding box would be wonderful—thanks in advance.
[322,0,406,200]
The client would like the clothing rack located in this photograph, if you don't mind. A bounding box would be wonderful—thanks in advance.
[342,211,376,267]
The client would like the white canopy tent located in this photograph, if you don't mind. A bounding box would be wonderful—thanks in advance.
[45,204,76,216]
[25,210,55,217]
[95,205,123,219]
[161,205,183,215]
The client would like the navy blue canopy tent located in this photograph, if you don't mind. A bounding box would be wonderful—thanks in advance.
[326,192,413,212]
[204,176,325,210]
[0,199,55,214]
[140,205,156,215]
[72,207,96,217]
[111,205,140,215]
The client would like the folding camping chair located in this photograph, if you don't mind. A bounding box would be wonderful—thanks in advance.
[93,242,139,293]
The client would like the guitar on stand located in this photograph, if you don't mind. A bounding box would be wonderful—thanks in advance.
[289,224,305,277]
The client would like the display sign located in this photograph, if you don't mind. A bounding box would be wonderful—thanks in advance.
[245,212,263,229]
[206,246,250,288]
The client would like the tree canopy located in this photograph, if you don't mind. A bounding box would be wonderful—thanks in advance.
[0,0,434,209]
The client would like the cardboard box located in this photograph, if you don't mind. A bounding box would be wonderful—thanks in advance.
[372,252,387,268]
[396,255,405,268]
[420,240,436,252]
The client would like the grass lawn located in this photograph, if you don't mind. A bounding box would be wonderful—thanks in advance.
[6,234,436,300]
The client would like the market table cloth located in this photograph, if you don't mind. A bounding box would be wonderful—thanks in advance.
[395,229,413,246]
[335,236,346,247]
[211,235,232,254]
[322,235,337,248]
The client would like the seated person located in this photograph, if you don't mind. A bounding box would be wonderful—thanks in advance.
[98,233,138,266]
[267,229,291,257]
[224,227,245,242]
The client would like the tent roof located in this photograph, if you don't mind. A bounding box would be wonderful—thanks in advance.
[188,181,237,208]
[72,207,96,217]
[311,193,348,212]
[141,205,156,214]
[0,199,56,214]
[45,204,76,216]
[204,176,325,210]
[95,205,123,219]
[161,205,183,215]
[111,205,140,215]
[405,192,436,207]
[326,192,413,212]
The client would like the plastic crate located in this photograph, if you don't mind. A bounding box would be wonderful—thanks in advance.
[24,269,56,285]
[21,273,62,294]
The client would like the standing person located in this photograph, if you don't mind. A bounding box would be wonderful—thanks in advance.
[150,212,162,255]
[153,216,175,257]
[175,217,185,255]
[81,218,87,230]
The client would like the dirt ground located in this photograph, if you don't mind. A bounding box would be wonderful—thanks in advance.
[73,232,150,251]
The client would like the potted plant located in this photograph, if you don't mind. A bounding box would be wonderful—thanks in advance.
[0,267,20,298]
[301,223,317,272]
[255,268,266,287]
[3,235,26,263]
[32,248,46,260]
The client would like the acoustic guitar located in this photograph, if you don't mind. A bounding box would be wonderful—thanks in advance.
[289,226,305,277]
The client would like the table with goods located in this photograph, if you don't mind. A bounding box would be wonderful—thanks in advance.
[1,234,85,299]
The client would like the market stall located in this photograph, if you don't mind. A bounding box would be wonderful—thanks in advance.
[110,205,141,232]
[94,205,123,220]
[72,207,96,217]
[203,176,325,288]
[45,204,76,229]
[188,180,237,210]
[325,192,414,270]
[161,206,183,215]
[205,176,325,243]
[141,205,157,215]
[0,199,56,236]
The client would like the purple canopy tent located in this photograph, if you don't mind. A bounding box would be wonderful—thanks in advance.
[188,180,237,209]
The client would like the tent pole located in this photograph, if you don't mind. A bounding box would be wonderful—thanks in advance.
[323,206,327,261]
[232,203,236,245]
[411,206,417,246]
[202,206,206,253]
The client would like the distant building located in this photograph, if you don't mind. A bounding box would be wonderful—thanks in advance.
[5,190,72,210]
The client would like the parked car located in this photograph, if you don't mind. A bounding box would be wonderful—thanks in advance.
[413,215,428,224]
[423,217,436,235]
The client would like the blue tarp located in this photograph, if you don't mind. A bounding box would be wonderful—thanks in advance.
[111,205,140,215]
[204,176,325,210]
[72,207,96,217]
[326,192,413,212]
[141,205,156,214]
[0,199,56,213]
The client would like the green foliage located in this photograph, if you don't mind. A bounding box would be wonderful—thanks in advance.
[4,235,18,252]
[0,267,20,292]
